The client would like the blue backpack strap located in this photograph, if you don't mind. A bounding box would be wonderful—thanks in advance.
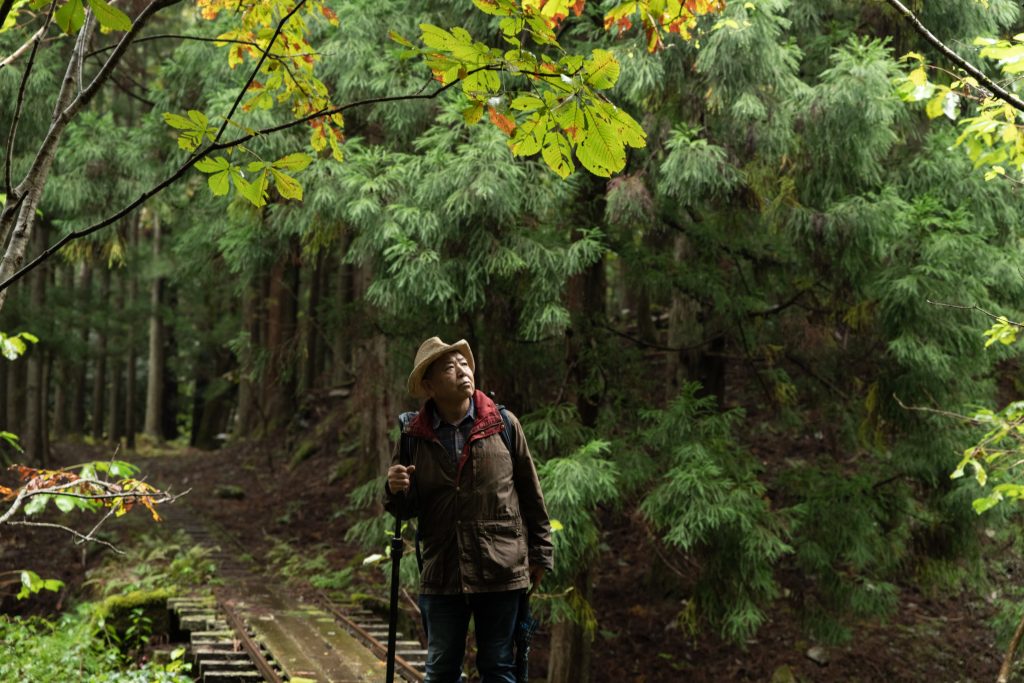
[496,404,517,462]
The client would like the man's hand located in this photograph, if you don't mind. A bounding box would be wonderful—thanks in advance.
[387,464,416,494]
[528,566,545,594]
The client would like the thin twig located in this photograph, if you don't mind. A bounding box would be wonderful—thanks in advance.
[0,14,51,70]
[883,0,1024,113]
[892,394,986,424]
[926,299,1024,329]
[85,31,326,59]
[7,520,124,553]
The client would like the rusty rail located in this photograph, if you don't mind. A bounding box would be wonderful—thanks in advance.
[214,589,284,683]
[312,590,426,683]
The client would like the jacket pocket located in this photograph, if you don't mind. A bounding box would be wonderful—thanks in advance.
[477,519,527,583]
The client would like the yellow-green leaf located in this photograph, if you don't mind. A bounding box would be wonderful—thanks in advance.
[541,130,574,179]
[86,0,131,32]
[584,48,619,90]
[273,153,313,172]
[576,109,626,176]
[271,169,303,200]
[463,101,485,125]
[55,0,85,35]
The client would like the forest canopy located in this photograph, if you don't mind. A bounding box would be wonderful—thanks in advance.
[7,0,1024,681]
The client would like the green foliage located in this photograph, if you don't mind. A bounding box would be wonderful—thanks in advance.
[0,609,190,683]
[636,386,790,642]
[84,531,217,597]
[537,439,620,634]
[0,330,38,360]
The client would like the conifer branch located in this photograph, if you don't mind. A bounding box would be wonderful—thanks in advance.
[883,0,1024,113]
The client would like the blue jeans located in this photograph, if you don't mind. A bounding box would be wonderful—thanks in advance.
[418,590,522,683]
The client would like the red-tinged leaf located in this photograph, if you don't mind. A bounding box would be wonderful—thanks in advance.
[321,5,338,24]
[488,107,517,135]
[573,0,585,14]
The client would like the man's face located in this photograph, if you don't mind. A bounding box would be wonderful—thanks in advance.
[422,351,475,403]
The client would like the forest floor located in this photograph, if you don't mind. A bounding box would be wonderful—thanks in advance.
[1,439,1012,683]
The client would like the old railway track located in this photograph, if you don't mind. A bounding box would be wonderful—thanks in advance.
[166,512,427,683]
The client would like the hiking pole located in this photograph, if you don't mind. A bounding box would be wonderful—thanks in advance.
[386,509,403,683]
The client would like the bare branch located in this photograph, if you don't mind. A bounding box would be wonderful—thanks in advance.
[0,486,28,526]
[0,14,52,70]
[892,394,987,424]
[926,299,1024,329]
[883,0,1024,113]
[0,67,483,292]
[86,32,329,60]
[7,520,124,553]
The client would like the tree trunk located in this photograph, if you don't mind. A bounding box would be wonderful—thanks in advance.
[331,230,353,385]
[234,274,260,436]
[124,219,139,450]
[0,16,98,315]
[90,265,110,439]
[144,212,165,440]
[666,232,698,397]
[6,357,26,437]
[161,286,179,440]
[547,567,594,683]
[301,251,324,394]
[0,359,7,430]
[352,264,391,482]
[23,222,47,464]
[69,262,91,436]
[262,238,300,430]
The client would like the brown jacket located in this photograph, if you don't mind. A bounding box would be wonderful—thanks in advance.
[384,391,554,594]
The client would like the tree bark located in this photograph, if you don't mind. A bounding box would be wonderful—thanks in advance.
[144,211,165,440]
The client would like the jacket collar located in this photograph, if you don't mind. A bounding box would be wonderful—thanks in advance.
[406,390,503,441]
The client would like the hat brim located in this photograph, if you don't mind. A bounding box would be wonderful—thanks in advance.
[407,339,475,399]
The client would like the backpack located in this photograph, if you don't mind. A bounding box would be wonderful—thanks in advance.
[398,404,517,470]
[397,404,517,571]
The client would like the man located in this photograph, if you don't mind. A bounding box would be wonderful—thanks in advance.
[385,336,554,683]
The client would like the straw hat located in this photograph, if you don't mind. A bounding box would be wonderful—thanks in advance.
[407,337,475,399]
